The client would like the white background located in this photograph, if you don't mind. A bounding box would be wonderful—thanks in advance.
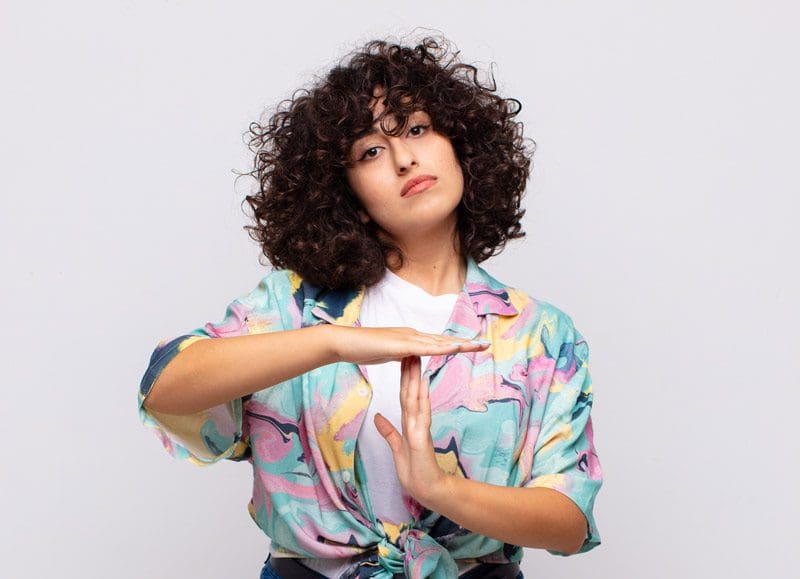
[2,1,798,577]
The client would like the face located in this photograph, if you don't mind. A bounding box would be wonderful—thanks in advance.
[344,88,464,244]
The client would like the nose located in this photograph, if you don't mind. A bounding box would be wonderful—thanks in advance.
[390,138,418,173]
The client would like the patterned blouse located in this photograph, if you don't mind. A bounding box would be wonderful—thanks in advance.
[138,256,603,578]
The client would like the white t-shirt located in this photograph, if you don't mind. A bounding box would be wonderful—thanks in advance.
[355,268,460,527]
[287,268,480,577]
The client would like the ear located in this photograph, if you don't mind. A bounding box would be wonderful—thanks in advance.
[357,208,371,224]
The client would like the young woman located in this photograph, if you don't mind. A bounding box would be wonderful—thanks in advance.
[138,36,603,579]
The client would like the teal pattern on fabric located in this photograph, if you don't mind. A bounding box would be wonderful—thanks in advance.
[137,256,603,577]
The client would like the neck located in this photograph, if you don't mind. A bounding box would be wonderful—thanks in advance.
[386,224,466,296]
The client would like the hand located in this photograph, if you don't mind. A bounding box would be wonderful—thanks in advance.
[330,325,489,366]
[373,355,452,507]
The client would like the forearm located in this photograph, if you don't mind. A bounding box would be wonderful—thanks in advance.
[422,476,588,555]
[143,324,337,414]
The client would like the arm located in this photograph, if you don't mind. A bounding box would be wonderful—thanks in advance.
[374,351,599,556]
[420,475,587,555]
[143,324,337,414]
[139,286,485,466]
[143,322,483,415]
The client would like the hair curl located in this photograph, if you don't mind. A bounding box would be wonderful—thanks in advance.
[241,35,534,290]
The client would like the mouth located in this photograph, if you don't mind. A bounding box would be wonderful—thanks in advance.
[401,175,437,197]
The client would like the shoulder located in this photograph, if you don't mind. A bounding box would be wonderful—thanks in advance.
[244,266,364,323]
[472,261,573,327]
[471,261,578,339]
[504,283,575,328]
[227,267,305,320]
[507,285,584,355]
[243,267,303,301]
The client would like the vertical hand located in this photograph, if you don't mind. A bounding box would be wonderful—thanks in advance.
[373,355,449,505]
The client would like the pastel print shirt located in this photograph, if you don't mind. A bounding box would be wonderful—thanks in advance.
[138,256,603,578]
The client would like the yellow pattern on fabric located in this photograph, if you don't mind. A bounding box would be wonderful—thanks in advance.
[316,377,370,470]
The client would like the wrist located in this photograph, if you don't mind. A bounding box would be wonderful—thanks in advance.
[418,471,457,511]
[318,324,342,364]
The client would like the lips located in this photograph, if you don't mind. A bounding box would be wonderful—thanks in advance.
[401,175,437,197]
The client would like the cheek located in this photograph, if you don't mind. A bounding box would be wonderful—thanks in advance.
[346,171,384,213]
[345,169,363,192]
[345,171,369,204]
[452,158,464,182]
[444,146,464,187]
[435,139,462,172]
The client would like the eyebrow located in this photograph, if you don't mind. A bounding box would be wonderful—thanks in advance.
[353,125,380,141]
[352,110,426,142]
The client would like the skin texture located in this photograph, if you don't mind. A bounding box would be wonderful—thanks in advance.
[345,92,464,239]
[345,87,467,296]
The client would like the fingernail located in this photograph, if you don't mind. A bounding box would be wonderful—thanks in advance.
[470,339,491,345]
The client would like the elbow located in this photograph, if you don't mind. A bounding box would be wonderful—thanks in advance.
[141,374,181,414]
[560,535,585,556]
[141,388,166,414]
[141,358,195,414]
[556,518,588,555]
[532,487,589,555]
[142,381,195,415]
[141,371,169,413]
[521,514,587,554]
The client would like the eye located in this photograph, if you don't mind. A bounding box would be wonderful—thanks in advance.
[408,123,430,136]
[358,146,383,161]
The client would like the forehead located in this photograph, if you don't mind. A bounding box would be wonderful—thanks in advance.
[352,88,425,141]
[368,87,389,118]
[366,86,421,116]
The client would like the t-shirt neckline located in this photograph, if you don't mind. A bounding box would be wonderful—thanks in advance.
[382,268,460,301]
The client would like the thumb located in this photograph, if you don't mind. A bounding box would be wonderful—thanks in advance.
[374,413,402,454]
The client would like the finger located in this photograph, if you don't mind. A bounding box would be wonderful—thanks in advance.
[374,413,403,455]
[414,333,489,348]
[435,339,491,352]
[405,356,420,424]
[427,332,490,343]
[401,341,489,361]
[419,365,431,423]
[399,357,410,433]
[449,339,491,348]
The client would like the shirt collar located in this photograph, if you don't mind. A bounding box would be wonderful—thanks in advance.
[303,255,518,327]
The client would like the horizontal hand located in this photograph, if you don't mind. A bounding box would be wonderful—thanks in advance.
[332,325,489,366]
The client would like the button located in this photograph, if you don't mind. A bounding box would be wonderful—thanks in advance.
[342,471,351,483]
[358,387,369,397]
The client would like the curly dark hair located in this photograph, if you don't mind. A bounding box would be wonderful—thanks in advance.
[241,34,534,290]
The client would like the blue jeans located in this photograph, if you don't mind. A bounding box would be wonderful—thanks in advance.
[260,555,327,579]
[259,554,525,578]
[259,559,280,579]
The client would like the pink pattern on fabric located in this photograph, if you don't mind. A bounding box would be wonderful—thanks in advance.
[203,301,251,336]
[430,352,524,413]
[138,257,603,571]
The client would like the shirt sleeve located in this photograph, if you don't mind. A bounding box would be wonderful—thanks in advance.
[137,273,284,466]
[524,318,603,555]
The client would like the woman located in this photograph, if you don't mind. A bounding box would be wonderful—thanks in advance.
[138,36,602,579]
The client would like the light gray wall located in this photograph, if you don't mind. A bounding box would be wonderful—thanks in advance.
[2,1,797,577]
